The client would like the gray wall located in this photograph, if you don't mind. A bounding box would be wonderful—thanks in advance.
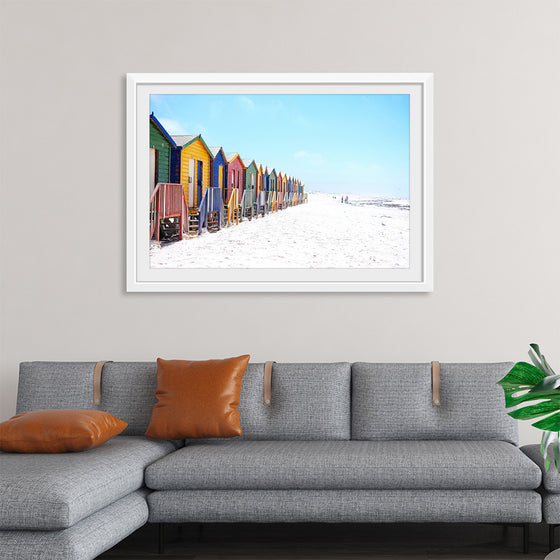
[1,0,559,445]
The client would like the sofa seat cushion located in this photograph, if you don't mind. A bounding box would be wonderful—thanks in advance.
[145,439,541,491]
[522,444,560,493]
[0,436,177,530]
[0,490,149,560]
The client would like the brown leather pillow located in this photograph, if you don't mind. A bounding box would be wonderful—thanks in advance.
[0,409,128,453]
[145,355,250,439]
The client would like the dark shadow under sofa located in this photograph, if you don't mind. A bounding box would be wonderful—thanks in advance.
[0,361,544,559]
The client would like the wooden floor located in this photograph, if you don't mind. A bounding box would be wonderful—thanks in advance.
[99,522,552,559]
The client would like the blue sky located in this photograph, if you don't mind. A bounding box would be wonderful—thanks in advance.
[150,94,410,198]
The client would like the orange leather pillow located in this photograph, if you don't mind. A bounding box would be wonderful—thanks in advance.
[145,355,250,439]
[0,409,127,453]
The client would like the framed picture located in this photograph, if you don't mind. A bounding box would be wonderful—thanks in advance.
[127,73,433,292]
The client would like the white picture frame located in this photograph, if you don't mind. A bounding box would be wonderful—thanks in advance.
[127,73,433,292]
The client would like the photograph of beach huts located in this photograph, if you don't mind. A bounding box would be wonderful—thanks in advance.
[149,94,410,269]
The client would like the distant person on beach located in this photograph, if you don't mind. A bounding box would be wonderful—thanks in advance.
[341,196,344,203]
[345,195,348,204]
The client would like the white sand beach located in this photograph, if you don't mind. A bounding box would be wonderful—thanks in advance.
[150,192,409,269]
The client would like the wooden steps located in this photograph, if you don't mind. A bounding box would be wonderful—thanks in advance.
[159,217,181,242]
[207,212,220,233]
[187,210,200,237]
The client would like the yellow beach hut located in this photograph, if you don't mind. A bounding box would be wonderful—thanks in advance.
[171,134,212,211]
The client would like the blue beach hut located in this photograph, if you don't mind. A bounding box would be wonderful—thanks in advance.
[209,146,229,204]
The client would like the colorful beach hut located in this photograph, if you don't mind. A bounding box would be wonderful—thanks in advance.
[225,153,245,225]
[242,159,258,220]
[283,174,290,208]
[289,177,295,206]
[171,134,212,209]
[171,134,212,236]
[209,146,228,202]
[198,186,224,233]
[256,164,267,216]
[284,175,291,208]
[149,114,188,242]
[149,113,177,192]
[277,172,284,211]
[267,169,277,212]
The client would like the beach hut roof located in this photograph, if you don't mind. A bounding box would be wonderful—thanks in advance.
[172,134,213,156]
[226,152,244,166]
[150,113,177,147]
[209,146,226,159]
[172,134,197,146]
[243,159,255,168]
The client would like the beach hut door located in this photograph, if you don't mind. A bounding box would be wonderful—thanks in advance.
[149,149,157,192]
[197,161,203,205]
[188,159,195,207]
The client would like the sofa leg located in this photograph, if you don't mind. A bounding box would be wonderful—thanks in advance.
[523,523,529,554]
[550,524,558,553]
[158,523,165,555]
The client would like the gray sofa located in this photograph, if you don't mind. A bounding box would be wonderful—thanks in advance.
[0,361,544,559]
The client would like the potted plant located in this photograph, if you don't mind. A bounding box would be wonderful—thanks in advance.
[498,344,560,472]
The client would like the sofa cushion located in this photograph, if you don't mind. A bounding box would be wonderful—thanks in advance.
[17,362,160,436]
[543,493,560,524]
[352,363,518,444]
[145,356,250,439]
[522,444,560,493]
[0,490,149,560]
[17,362,97,413]
[0,436,177,530]
[145,440,540,491]
[0,409,127,453]
[234,362,351,440]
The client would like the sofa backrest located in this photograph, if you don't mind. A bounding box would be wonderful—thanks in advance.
[17,362,158,436]
[16,361,352,440]
[351,362,517,445]
[237,362,351,440]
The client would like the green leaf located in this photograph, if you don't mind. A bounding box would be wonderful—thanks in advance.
[530,343,556,376]
[541,431,556,456]
[539,431,560,473]
[530,374,560,393]
[529,347,547,374]
[543,355,557,376]
[533,411,560,431]
[502,387,560,409]
[553,439,560,471]
[497,362,546,388]
[508,401,560,420]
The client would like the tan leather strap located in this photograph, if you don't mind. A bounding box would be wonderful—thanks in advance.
[432,361,440,406]
[264,361,276,406]
[93,361,113,405]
